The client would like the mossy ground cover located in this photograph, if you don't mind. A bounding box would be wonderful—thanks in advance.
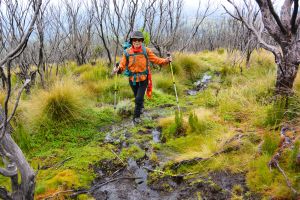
[1,50,300,199]
[155,49,300,199]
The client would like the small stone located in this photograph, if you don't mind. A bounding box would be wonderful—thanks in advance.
[187,90,197,96]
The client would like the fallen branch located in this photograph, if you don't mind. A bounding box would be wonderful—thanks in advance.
[110,166,125,178]
[274,161,298,195]
[110,149,126,166]
[268,126,299,195]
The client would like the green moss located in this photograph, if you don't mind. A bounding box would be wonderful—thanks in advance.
[120,145,145,160]
[144,89,176,108]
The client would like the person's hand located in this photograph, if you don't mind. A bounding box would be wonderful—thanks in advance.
[112,62,120,75]
[166,56,172,63]
[166,52,172,63]
[113,66,119,74]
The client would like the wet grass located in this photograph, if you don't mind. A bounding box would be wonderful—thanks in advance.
[1,49,300,199]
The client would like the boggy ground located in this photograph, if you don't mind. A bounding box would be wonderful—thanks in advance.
[87,104,261,200]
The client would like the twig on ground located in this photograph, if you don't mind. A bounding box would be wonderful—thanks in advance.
[110,149,126,166]
[54,156,74,169]
[275,161,298,195]
[110,166,125,178]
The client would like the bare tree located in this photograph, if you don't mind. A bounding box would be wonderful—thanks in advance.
[145,0,184,56]
[34,0,50,88]
[108,0,126,65]
[65,0,94,66]
[0,0,42,199]
[93,0,113,65]
[179,0,215,51]
[47,4,72,75]
[225,0,300,95]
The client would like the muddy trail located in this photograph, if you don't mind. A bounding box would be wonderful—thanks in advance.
[79,106,259,200]
[74,75,260,200]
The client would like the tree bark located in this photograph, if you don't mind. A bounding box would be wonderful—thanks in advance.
[0,108,35,200]
[275,60,299,95]
[1,132,35,200]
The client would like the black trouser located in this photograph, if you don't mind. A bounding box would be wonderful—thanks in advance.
[129,79,148,119]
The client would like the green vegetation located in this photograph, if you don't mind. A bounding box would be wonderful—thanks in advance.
[2,50,300,199]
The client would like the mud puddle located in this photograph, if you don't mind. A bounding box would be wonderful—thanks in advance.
[88,106,259,199]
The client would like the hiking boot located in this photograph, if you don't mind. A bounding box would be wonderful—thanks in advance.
[133,117,142,124]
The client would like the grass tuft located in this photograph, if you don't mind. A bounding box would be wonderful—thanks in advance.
[27,79,85,125]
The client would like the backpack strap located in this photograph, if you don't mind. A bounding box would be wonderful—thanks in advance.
[123,45,149,86]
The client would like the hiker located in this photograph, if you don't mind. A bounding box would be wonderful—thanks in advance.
[113,30,172,124]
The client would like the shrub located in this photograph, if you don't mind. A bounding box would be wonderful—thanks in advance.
[289,141,300,171]
[171,54,208,81]
[261,132,280,155]
[80,66,108,82]
[217,48,225,55]
[161,111,186,142]
[264,97,287,127]
[27,79,85,126]
[188,111,213,134]
[153,73,183,96]
[116,99,134,117]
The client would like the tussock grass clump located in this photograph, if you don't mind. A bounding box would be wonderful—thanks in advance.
[194,89,218,108]
[83,80,110,97]
[187,108,216,134]
[250,49,275,70]
[80,66,108,82]
[217,89,252,122]
[153,73,183,96]
[160,111,187,142]
[170,53,209,81]
[26,79,85,125]
[98,77,132,103]
[217,48,225,55]
[264,97,287,127]
[247,154,293,198]
[116,99,133,117]
[289,141,300,171]
[261,132,280,155]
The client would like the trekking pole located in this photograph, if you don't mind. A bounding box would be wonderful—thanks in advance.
[113,62,119,111]
[167,52,180,113]
[114,73,118,111]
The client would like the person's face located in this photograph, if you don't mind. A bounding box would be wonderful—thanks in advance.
[132,38,143,48]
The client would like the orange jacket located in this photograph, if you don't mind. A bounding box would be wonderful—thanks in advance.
[119,47,169,82]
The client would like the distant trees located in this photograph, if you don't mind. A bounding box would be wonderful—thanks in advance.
[0,0,42,199]
[225,0,300,95]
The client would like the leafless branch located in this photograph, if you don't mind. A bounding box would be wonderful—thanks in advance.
[0,0,42,68]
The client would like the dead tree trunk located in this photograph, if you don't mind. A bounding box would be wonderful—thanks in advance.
[224,0,300,96]
[0,0,42,199]
[0,127,35,200]
[276,52,299,95]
